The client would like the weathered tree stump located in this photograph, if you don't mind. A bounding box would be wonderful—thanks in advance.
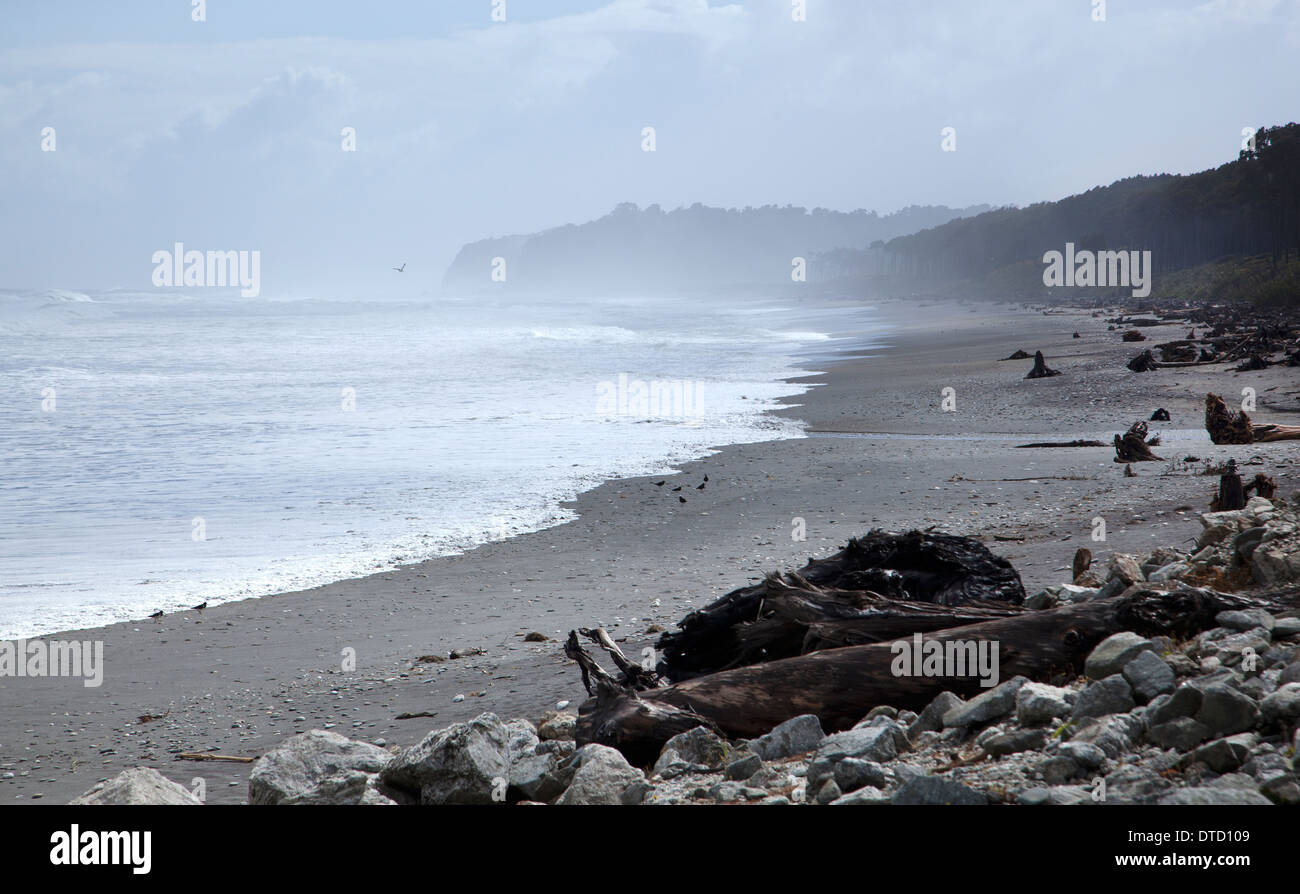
[1025,351,1062,379]
[1114,421,1162,462]
[1127,349,1158,372]
[1211,459,1246,512]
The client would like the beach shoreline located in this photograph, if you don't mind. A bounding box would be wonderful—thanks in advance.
[6,296,1300,804]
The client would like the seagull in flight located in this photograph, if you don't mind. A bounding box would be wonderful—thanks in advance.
[393,262,406,273]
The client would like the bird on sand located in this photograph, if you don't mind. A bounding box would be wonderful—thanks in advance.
[703,475,708,482]
[696,481,706,490]
[192,601,207,611]
[392,262,406,273]
[678,496,686,503]
[671,486,682,492]
[149,609,164,619]
[653,480,665,486]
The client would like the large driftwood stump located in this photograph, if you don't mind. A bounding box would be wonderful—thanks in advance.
[655,531,1025,681]
[1113,421,1162,463]
[1211,459,1246,512]
[1127,349,1158,372]
[1025,351,1062,379]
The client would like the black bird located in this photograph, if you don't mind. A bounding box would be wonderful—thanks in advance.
[392,262,406,273]
[149,609,164,619]
[703,475,708,482]
[192,601,207,611]
[696,482,706,490]
[678,496,686,503]
[653,480,665,486]
[671,486,682,492]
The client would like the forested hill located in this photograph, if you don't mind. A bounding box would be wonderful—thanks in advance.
[440,202,988,294]
[819,123,1300,303]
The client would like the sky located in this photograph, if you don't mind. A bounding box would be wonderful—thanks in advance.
[1,0,1298,298]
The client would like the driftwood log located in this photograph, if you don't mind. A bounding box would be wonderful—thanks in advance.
[655,531,1025,681]
[572,586,1283,764]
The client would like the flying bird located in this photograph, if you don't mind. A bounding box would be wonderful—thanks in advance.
[393,262,406,273]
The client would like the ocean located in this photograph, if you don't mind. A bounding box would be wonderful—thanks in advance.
[0,288,872,639]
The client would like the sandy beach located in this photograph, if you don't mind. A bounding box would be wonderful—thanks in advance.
[7,296,1300,804]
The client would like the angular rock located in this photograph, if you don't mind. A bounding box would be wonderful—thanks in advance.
[908,691,963,739]
[555,745,646,805]
[1085,632,1155,680]
[1216,609,1275,632]
[537,711,577,741]
[832,758,887,793]
[250,729,394,806]
[1122,650,1176,704]
[70,767,202,806]
[891,775,987,805]
[1072,675,1136,720]
[942,676,1027,728]
[1193,733,1257,773]
[746,713,826,760]
[654,726,729,778]
[1146,684,1203,726]
[983,727,1048,757]
[1195,682,1259,736]
[1260,682,1300,726]
[1146,717,1210,751]
[724,752,763,781]
[380,712,510,805]
[1016,682,1073,726]
[1070,712,1142,759]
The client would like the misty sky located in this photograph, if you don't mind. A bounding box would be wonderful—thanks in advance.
[1,0,1297,298]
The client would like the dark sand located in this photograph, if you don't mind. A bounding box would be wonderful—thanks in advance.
[6,298,1300,804]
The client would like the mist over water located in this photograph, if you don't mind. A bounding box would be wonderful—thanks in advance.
[0,289,875,638]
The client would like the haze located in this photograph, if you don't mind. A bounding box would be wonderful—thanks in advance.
[1,0,1297,297]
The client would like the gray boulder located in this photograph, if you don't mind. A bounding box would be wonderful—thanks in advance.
[942,676,1028,728]
[1085,632,1155,680]
[1016,682,1073,726]
[1072,675,1135,720]
[380,712,510,804]
[250,729,394,805]
[1195,682,1259,736]
[1260,682,1300,726]
[1146,717,1211,751]
[70,768,202,805]
[555,745,646,805]
[892,775,987,805]
[653,726,729,778]
[1122,651,1175,703]
[908,691,963,739]
[1193,733,1257,773]
[746,714,825,760]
